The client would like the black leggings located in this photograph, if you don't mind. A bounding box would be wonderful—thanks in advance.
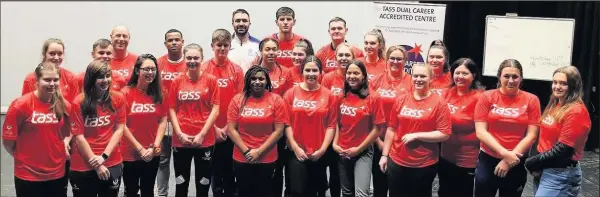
[235,161,277,197]
[372,145,388,197]
[474,151,527,197]
[387,160,437,197]
[173,146,214,197]
[69,163,123,197]
[15,176,68,197]
[211,139,235,197]
[287,156,328,197]
[437,157,475,197]
[272,137,289,197]
[122,157,160,197]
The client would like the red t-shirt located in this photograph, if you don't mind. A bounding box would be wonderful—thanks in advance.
[289,66,304,87]
[267,65,293,96]
[120,87,168,161]
[2,93,81,181]
[356,57,386,83]
[110,53,139,81]
[430,72,452,96]
[338,93,385,149]
[75,70,127,93]
[157,54,187,93]
[321,70,345,99]
[200,58,244,128]
[283,86,339,154]
[168,73,220,148]
[369,72,412,135]
[537,102,591,161]
[22,67,79,103]
[441,87,484,168]
[227,92,288,163]
[388,93,452,168]
[315,43,365,74]
[269,33,304,69]
[474,89,541,159]
[70,92,127,171]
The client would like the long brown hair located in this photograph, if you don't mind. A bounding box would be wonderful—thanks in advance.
[81,60,115,118]
[541,66,584,122]
[35,62,68,120]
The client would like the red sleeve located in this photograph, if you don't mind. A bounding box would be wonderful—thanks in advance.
[71,103,85,136]
[388,96,404,129]
[371,96,386,125]
[326,93,340,129]
[527,94,542,125]
[321,75,331,89]
[435,98,452,135]
[21,76,35,96]
[557,110,589,147]
[168,78,180,109]
[282,70,293,95]
[1,101,23,141]
[315,47,326,64]
[113,92,127,125]
[120,88,131,116]
[353,46,365,59]
[273,94,288,124]
[227,94,242,123]
[209,77,221,106]
[282,88,294,126]
[474,93,491,122]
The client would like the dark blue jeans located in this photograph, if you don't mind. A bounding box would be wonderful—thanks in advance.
[474,151,527,197]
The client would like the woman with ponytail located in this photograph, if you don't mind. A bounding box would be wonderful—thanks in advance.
[291,38,316,85]
[69,60,127,197]
[426,40,453,95]
[356,29,387,83]
[3,62,79,197]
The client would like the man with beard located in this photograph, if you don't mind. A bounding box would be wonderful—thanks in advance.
[156,28,187,197]
[228,9,260,75]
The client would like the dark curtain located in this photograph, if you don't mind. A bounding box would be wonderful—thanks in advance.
[421,1,600,149]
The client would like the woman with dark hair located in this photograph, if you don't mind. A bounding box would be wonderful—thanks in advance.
[426,43,452,95]
[332,60,385,197]
[526,66,591,197]
[357,29,386,82]
[474,59,541,197]
[291,38,316,85]
[437,58,485,197]
[379,63,451,197]
[69,60,127,197]
[168,43,220,197]
[3,62,79,197]
[283,56,340,197]
[227,66,288,197]
[120,54,168,197]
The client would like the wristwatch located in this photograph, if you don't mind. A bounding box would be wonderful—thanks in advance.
[101,153,109,160]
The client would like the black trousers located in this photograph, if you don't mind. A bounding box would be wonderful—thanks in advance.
[69,163,123,197]
[272,137,289,197]
[211,139,236,197]
[321,146,341,197]
[437,157,475,197]
[387,160,437,197]
[122,156,160,197]
[287,156,328,197]
[372,145,388,197]
[15,175,68,197]
[234,161,277,197]
[474,151,527,197]
[173,146,214,197]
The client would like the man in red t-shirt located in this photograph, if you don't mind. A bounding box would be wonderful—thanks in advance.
[76,39,127,94]
[109,25,138,81]
[316,17,364,74]
[269,7,305,69]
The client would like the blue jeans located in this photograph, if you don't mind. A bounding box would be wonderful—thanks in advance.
[533,164,582,197]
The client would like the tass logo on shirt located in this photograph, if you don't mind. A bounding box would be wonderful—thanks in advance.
[326,60,337,68]
[116,69,130,77]
[491,104,520,117]
[447,103,458,114]
[31,111,59,124]
[179,90,201,101]
[377,88,397,98]
[272,81,280,89]
[217,79,229,88]
[330,86,343,96]
[340,105,359,116]
[130,102,156,113]
[162,71,182,81]
[542,116,554,125]
[241,107,265,117]
[277,50,293,58]
[400,106,425,118]
[432,88,444,96]
[84,115,111,127]
[293,98,317,109]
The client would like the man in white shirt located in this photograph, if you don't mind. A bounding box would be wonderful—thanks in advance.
[228,8,260,74]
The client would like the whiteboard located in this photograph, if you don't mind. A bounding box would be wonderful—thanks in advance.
[1,1,379,110]
[482,15,575,81]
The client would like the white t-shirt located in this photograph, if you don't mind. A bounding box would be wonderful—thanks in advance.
[228,34,260,74]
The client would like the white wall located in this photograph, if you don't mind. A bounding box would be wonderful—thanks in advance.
[1,1,393,110]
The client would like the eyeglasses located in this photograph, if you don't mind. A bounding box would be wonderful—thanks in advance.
[140,67,157,72]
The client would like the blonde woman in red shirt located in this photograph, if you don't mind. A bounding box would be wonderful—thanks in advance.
[379,63,452,197]
[437,58,485,197]
[120,54,168,197]
[333,60,385,197]
[356,29,387,82]
[227,66,288,197]
[474,59,541,197]
[525,66,591,197]
[3,62,80,197]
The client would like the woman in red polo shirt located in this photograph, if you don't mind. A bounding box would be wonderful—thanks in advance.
[168,43,220,197]
[284,56,340,197]
[70,60,127,197]
[290,39,315,85]
[525,66,591,197]
[368,45,412,197]
[3,62,79,197]
[474,59,541,197]
[437,58,485,197]
[333,60,385,197]
[356,29,386,82]
[258,38,293,96]
[322,43,356,99]
[425,42,452,95]
[226,66,288,197]
[379,63,452,197]
[120,54,168,197]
